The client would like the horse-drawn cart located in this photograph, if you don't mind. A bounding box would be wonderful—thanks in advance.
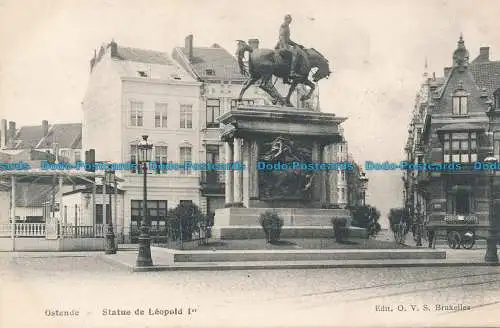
[424,215,487,249]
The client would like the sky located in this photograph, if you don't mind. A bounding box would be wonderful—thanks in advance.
[1,0,500,225]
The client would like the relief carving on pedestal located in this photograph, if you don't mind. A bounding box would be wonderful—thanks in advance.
[258,136,314,200]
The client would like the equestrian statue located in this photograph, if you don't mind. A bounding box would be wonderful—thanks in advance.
[236,14,332,107]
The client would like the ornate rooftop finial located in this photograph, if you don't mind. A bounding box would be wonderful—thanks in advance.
[453,34,469,68]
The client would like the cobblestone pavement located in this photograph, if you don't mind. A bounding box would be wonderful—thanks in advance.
[1,252,500,327]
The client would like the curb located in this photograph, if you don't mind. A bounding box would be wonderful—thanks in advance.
[99,254,137,272]
[131,262,500,272]
[99,256,500,272]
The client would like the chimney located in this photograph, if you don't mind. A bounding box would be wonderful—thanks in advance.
[185,34,193,62]
[109,39,118,58]
[478,47,490,62]
[42,120,49,137]
[248,38,259,50]
[444,67,452,77]
[0,119,6,148]
[8,121,16,141]
[52,142,59,163]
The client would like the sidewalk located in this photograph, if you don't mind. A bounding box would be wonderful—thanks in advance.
[100,245,499,272]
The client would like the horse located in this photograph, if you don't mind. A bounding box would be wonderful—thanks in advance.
[236,40,332,107]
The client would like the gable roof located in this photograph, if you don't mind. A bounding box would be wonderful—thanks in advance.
[5,123,82,150]
[177,46,245,81]
[14,125,45,149]
[37,123,82,149]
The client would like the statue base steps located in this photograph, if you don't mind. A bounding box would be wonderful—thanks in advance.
[212,225,367,240]
[212,207,367,240]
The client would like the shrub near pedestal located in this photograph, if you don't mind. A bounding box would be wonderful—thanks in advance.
[259,211,284,244]
[332,217,348,242]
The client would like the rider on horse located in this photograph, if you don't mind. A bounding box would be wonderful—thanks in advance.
[275,14,307,83]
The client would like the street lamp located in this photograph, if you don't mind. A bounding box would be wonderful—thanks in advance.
[359,172,369,206]
[484,152,498,263]
[104,168,116,254]
[136,135,154,267]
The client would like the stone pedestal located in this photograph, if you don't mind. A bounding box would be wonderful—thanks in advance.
[214,105,352,239]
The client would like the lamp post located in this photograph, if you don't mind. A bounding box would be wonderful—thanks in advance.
[104,168,116,254]
[359,172,368,206]
[484,152,498,263]
[136,135,154,267]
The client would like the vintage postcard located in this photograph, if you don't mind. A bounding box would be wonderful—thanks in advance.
[1,0,499,327]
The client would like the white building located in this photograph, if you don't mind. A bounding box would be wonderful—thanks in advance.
[82,40,203,242]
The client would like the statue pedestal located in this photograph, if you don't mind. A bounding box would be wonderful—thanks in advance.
[214,105,359,239]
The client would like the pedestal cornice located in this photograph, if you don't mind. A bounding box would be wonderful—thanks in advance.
[218,106,347,143]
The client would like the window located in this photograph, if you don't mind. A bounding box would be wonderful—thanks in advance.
[495,139,500,160]
[205,145,220,184]
[137,71,148,77]
[130,101,144,126]
[74,150,81,162]
[130,145,137,173]
[131,200,168,237]
[443,132,477,163]
[205,69,215,76]
[155,103,168,128]
[452,92,468,115]
[180,104,193,129]
[206,99,221,128]
[494,89,500,109]
[180,146,192,174]
[95,204,111,224]
[231,99,255,110]
[155,145,168,174]
[416,128,422,141]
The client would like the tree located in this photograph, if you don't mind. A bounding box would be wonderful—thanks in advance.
[351,205,381,237]
[167,202,206,241]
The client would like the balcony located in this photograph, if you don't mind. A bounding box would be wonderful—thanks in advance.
[200,171,225,195]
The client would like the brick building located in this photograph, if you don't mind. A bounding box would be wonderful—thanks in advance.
[403,35,500,233]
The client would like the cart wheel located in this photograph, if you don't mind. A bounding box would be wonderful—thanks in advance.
[461,231,475,249]
[447,231,461,249]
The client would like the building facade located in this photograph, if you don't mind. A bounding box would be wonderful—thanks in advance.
[82,40,203,241]
[404,36,500,233]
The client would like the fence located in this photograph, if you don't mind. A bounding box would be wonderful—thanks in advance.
[0,223,106,238]
[130,223,212,247]
[61,224,106,238]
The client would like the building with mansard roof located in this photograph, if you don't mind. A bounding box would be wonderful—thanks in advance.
[403,35,500,235]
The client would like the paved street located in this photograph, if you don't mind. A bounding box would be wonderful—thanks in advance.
[1,251,500,327]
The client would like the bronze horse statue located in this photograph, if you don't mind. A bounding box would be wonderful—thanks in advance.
[236,40,331,107]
